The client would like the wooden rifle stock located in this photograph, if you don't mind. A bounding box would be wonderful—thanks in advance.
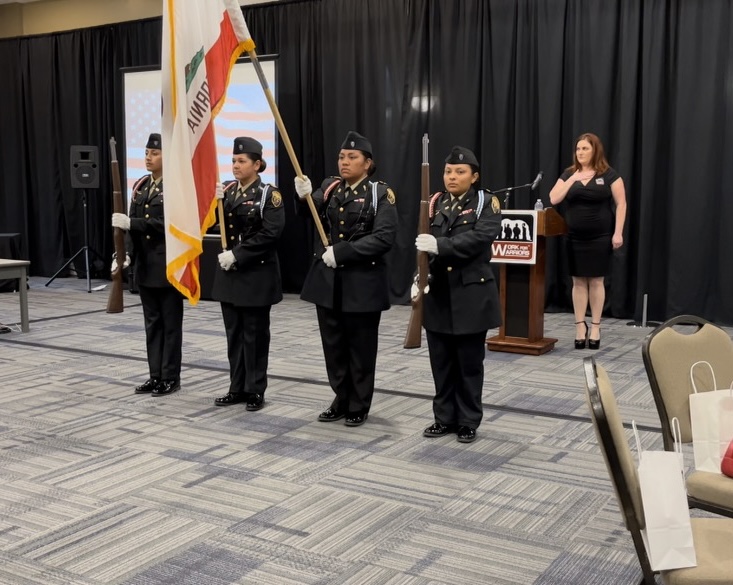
[107,137,126,314]
[403,134,430,348]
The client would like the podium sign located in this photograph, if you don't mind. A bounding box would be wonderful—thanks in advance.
[491,210,538,264]
[487,208,566,355]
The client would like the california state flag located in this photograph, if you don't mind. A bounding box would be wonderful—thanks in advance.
[162,0,255,304]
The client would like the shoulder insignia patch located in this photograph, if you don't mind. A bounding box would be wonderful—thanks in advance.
[386,188,396,205]
[271,191,282,208]
[491,196,501,214]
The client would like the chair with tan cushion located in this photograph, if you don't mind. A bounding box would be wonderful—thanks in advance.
[584,357,733,585]
[642,315,733,517]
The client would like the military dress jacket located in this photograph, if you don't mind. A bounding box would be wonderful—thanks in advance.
[211,178,285,307]
[423,186,502,335]
[299,177,398,312]
[127,175,169,288]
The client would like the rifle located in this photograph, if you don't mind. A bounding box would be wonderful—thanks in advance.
[106,137,125,314]
[403,133,430,348]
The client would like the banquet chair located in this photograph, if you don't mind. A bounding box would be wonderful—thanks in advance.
[641,315,733,517]
[583,356,733,585]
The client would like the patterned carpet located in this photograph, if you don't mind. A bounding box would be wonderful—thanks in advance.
[0,277,725,584]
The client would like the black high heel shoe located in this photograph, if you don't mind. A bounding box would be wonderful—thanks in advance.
[588,322,601,350]
[574,321,588,349]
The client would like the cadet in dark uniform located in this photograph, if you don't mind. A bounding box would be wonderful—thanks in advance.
[212,137,285,409]
[111,133,183,396]
[414,146,501,443]
[294,131,398,427]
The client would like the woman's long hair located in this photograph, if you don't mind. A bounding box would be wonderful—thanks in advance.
[566,132,609,174]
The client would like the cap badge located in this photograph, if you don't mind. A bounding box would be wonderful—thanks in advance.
[459,153,464,161]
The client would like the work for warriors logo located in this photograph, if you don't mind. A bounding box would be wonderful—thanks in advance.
[491,210,538,264]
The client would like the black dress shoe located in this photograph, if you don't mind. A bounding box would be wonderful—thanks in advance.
[574,321,588,350]
[588,322,601,350]
[134,378,160,394]
[423,422,457,437]
[457,426,477,443]
[245,394,265,411]
[215,392,246,406]
[344,413,368,427]
[318,407,345,422]
[152,379,180,396]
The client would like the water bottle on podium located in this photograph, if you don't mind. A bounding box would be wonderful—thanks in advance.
[533,198,544,211]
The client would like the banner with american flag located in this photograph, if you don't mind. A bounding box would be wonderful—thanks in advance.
[162,0,255,303]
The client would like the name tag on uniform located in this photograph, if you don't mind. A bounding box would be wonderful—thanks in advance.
[595,178,605,185]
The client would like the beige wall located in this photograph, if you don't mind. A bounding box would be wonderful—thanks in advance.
[0,4,23,38]
[0,0,275,38]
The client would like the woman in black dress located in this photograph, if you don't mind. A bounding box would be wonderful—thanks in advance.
[549,133,626,349]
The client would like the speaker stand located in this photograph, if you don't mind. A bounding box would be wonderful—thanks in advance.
[45,189,105,293]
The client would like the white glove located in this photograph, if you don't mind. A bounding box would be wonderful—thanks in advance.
[416,234,439,255]
[111,254,131,273]
[294,175,312,200]
[112,213,131,231]
[215,182,224,200]
[218,250,236,271]
[410,282,429,300]
[322,246,337,268]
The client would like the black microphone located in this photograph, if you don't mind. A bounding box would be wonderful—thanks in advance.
[530,171,544,191]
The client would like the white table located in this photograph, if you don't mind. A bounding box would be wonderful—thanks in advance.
[0,259,30,332]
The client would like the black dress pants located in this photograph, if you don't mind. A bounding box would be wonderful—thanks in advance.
[316,306,381,415]
[221,303,271,396]
[426,329,487,429]
[138,285,184,381]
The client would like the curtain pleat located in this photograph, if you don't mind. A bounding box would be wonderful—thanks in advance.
[0,0,731,322]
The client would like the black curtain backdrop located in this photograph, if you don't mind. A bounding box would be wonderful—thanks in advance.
[1,0,731,323]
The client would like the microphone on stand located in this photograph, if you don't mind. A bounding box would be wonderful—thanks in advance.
[530,171,544,191]
[490,171,545,209]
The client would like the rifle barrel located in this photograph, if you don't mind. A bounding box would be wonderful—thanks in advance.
[107,137,126,314]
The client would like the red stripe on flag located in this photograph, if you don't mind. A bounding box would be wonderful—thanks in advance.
[180,259,199,299]
[191,123,219,225]
[205,14,239,112]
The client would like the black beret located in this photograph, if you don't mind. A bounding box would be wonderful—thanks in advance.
[233,137,263,156]
[340,131,372,157]
[444,146,479,168]
[146,133,162,150]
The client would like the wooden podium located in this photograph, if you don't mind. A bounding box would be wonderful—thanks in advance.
[487,208,566,355]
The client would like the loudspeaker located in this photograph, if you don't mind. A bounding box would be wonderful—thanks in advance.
[70,145,99,189]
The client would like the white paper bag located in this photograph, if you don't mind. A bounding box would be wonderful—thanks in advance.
[688,361,733,473]
[634,419,697,571]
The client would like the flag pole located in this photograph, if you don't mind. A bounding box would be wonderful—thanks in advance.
[217,199,228,250]
[246,48,329,247]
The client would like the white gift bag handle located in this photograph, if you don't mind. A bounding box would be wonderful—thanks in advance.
[690,360,717,394]
[634,418,684,474]
[671,417,682,456]
[633,419,682,453]
[671,417,686,482]
[633,420,643,459]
